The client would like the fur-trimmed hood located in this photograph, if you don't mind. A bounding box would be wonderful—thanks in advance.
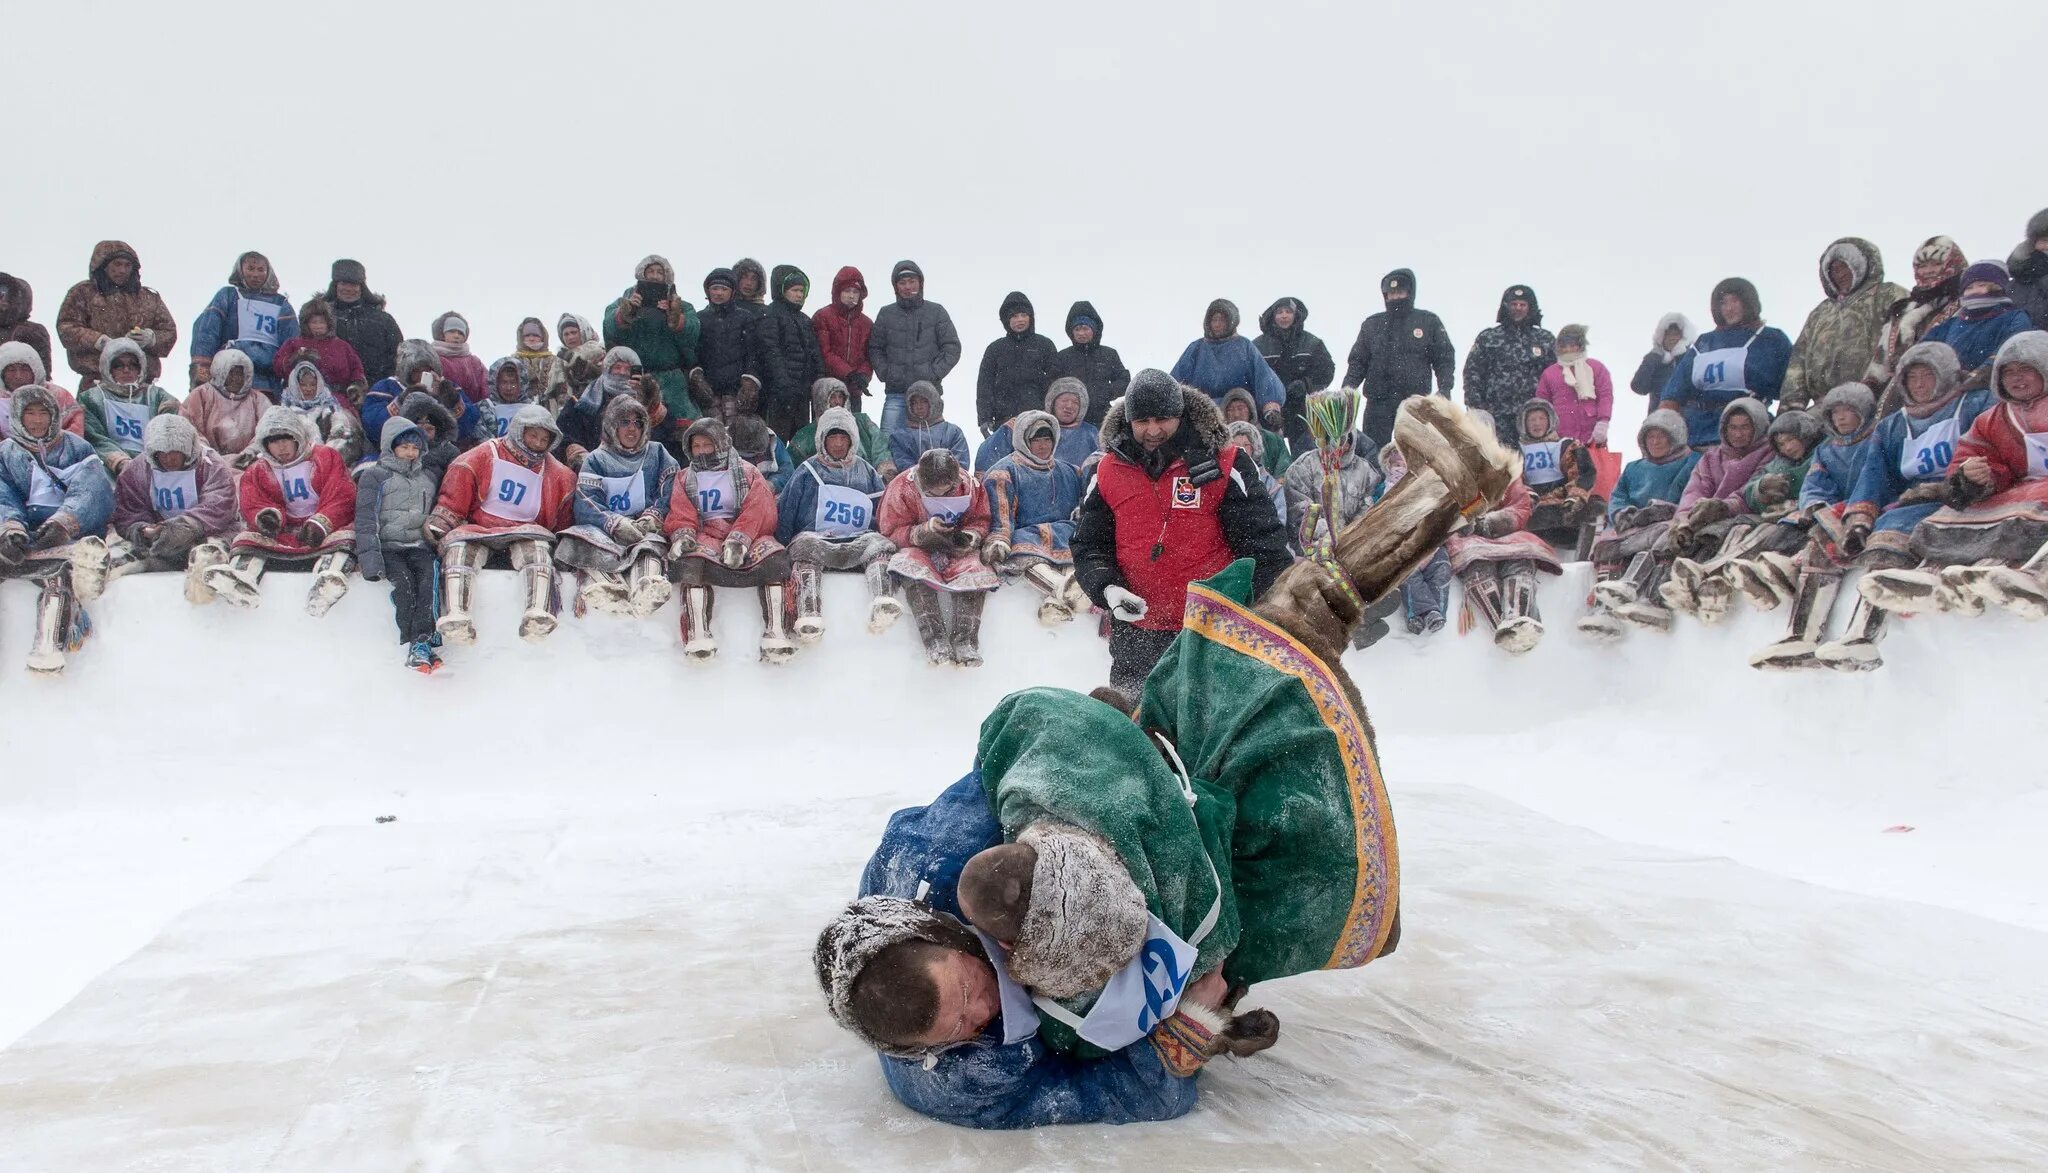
[813,895,987,1060]
[811,376,852,420]
[6,383,62,446]
[253,404,319,465]
[1819,237,1885,299]
[1225,420,1267,462]
[0,340,48,385]
[207,349,256,397]
[1004,821,1150,1001]
[298,297,335,336]
[226,250,280,295]
[1717,397,1771,455]
[1992,330,2048,405]
[1818,383,1877,440]
[1044,376,1089,420]
[635,254,674,284]
[1202,298,1241,340]
[1099,381,1228,459]
[1710,278,1763,329]
[0,272,33,328]
[394,338,442,384]
[1766,408,1825,457]
[599,394,651,455]
[1650,313,1697,354]
[88,240,142,294]
[98,336,148,388]
[281,359,338,409]
[142,412,202,468]
[1217,386,1260,425]
[1517,397,1559,443]
[1259,296,1309,339]
[814,407,862,466]
[397,390,458,441]
[905,380,945,422]
[998,290,1034,331]
[1638,409,1689,458]
[1891,340,1963,417]
[733,257,767,302]
[1007,410,1061,470]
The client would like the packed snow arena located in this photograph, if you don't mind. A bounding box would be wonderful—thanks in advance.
[4,3,2045,1170]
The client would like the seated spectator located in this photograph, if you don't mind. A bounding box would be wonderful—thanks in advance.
[477,356,539,442]
[1579,410,1699,642]
[396,390,460,481]
[555,397,678,620]
[361,339,476,458]
[731,414,795,494]
[353,415,447,672]
[880,449,999,666]
[1170,299,1286,431]
[1049,300,1126,428]
[973,378,1101,477]
[1254,296,1336,458]
[1667,409,1823,623]
[1779,238,1902,412]
[0,272,53,377]
[887,380,970,474]
[205,406,357,616]
[555,346,646,468]
[664,418,794,663]
[1377,442,1452,636]
[1222,388,1292,480]
[79,338,177,473]
[789,377,894,479]
[1514,398,1602,557]
[1922,261,2035,391]
[83,413,238,605]
[1630,313,1694,400]
[812,267,875,412]
[974,291,1055,437]
[0,384,115,674]
[777,406,901,643]
[425,404,577,646]
[177,349,266,460]
[271,298,367,406]
[981,411,1088,625]
[279,359,366,466]
[429,311,489,403]
[190,250,296,394]
[1225,422,1288,529]
[56,240,177,390]
[1443,414,1557,654]
[1661,278,1792,445]
[513,317,567,411]
[1862,332,2048,625]
[1603,399,1773,631]
[0,341,86,440]
[1533,324,1613,447]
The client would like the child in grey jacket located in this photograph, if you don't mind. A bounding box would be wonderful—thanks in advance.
[354,415,445,671]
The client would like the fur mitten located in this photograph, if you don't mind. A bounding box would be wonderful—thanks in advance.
[255,507,284,536]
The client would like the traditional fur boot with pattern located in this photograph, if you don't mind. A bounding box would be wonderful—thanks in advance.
[436,546,485,644]
[306,551,352,618]
[626,552,671,618]
[1024,563,1074,626]
[69,536,111,603]
[511,541,557,642]
[1815,596,1889,671]
[203,553,266,609]
[865,561,901,634]
[1749,568,1840,671]
[1662,558,1706,616]
[1594,551,1656,609]
[759,582,797,664]
[1734,551,1800,612]
[1858,564,1944,613]
[1494,562,1542,655]
[793,564,827,642]
[905,582,951,665]
[24,579,73,676]
[1973,543,2048,619]
[580,569,633,618]
[184,541,228,605]
[948,590,987,667]
[680,586,717,661]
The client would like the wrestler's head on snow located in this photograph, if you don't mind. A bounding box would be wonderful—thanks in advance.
[814,898,1002,1055]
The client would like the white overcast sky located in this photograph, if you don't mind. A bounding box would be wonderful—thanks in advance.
[9,0,2044,441]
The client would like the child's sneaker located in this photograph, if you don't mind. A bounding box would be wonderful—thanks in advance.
[405,640,435,673]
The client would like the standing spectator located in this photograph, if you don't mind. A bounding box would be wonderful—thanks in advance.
[1463,284,1556,447]
[1169,299,1286,431]
[1342,269,1456,450]
[1659,278,1793,448]
[354,415,449,672]
[1780,237,1905,411]
[191,250,297,393]
[1871,235,1967,389]
[975,291,1056,437]
[605,255,702,426]
[750,265,824,441]
[1533,324,1612,446]
[733,258,769,317]
[55,240,177,389]
[2008,209,2048,329]
[1049,300,1127,427]
[1254,296,1336,458]
[1630,314,1695,399]
[272,299,367,405]
[812,266,875,412]
[1922,261,2035,392]
[513,317,567,411]
[0,273,54,376]
[868,260,962,435]
[323,259,402,386]
[1073,370,1290,699]
[690,268,761,423]
[429,312,489,403]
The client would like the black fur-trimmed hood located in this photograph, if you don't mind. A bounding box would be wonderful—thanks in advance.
[1100,384,1228,458]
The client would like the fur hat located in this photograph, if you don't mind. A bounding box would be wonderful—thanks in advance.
[1381,268,1416,300]
[330,258,368,286]
[398,390,458,440]
[733,257,767,295]
[507,404,560,453]
[1992,331,2048,404]
[1217,386,1259,423]
[1709,278,1762,328]
[1893,341,1962,416]
[730,414,775,460]
[1818,383,1876,439]
[815,407,861,463]
[394,339,443,385]
[1765,408,1825,455]
[600,395,650,452]
[905,380,943,420]
[1555,323,1589,351]
[6,383,61,444]
[813,895,987,1060]
[1225,419,1266,461]
[1125,368,1185,422]
[0,339,48,386]
[1003,821,1150,1000]
[1044,376,1089,419]
[1718,398,1771,450]
[811,376,852,420]
[1638,409,1689,456]
[141,412,201,468]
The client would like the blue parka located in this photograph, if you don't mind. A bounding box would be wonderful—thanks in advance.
[1170,299,1286,413]
[0,388,115,537]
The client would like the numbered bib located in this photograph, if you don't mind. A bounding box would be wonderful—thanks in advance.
[274,460,321,519]
[27,462,65,509]
[1029,914,1198,1052]
[487,457,543,523]
[236,295,281,347]
[693,469,736,520]
[2024,427,2048,481]
[921,491,972,524]
[811,478,873,539]
[598,471,646,516]
[1900,413,1960,479]
[104,397,151,454]
[488,402,521,439]
[1692,331,1760,395]
[149,467,197,517]
[1520,440,1563,486]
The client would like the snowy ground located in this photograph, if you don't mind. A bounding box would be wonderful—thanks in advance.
[2,570,2044,1170]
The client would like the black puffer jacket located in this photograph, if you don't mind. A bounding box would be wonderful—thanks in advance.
[975,290,1058,431]
[748,265,823,421]
[867,260,962,395]
[325,286,404,386]
[693,285,757,402]
[1254,296,1336,456]
[1342,269,1457,445]
[1049,299,1128,427]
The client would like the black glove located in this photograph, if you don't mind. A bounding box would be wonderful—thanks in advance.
[255,507,283,537]
[31,519,73,550]
[0,528,28,567]
[1185,453,1222,487]
[1842,521,1872,558]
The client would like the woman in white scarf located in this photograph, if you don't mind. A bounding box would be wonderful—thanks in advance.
[1534,323,1614,447]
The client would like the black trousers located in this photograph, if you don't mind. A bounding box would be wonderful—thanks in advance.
[384,546,439,644]
[1107,620,1179,698]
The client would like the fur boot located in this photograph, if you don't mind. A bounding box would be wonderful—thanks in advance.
[949,590,987,667]
[1662,558,1705,616]
[906,582,950,665]
[184,540,227,605]
[1815,597,1889,672]
[306,551,352,618]
[1748,568,1840,671]
[1735,551,1800,612]
[1595,551,1658,609]
[1062,571,1091,616]
[681,586,717,661]
[204,552,266,609]
[1494,561,1542,655]
[511,540,557,641]
[794,562,826,642]
[627,552,671,618]
[581,569,632,617]
[1858,565,1943,613]
[25,578,70,676]
[759,582,797,664]
[436,545,485,644]
[1614,556,1674,631]
[1463,567,1505,631]
[1974,543,2048,619]
[1936,563,1990,617]
[1024,562,1074,626]
[69,536,110,603]
[864,560,901,634]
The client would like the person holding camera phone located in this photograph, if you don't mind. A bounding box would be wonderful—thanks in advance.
[604,255,702,430]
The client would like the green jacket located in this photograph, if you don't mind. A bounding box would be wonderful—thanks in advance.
[603,295,702,423]
[78,382,177,463]
[1780,237,1906,411]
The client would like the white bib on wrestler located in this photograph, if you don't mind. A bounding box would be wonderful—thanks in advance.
[1691,330,1761,395]
[1026,914,1198,1052]
[103,397,151,453]
[1520,440,1563,487]
[274,460,321,520]
[921,491,972,524]
[1900,413,1960,479]
[150,467,197,517]
[487,457,543,523]
[693,469,736,520]
[597,471,646,516]
[236,296,281,347]
[809,469,872,539]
